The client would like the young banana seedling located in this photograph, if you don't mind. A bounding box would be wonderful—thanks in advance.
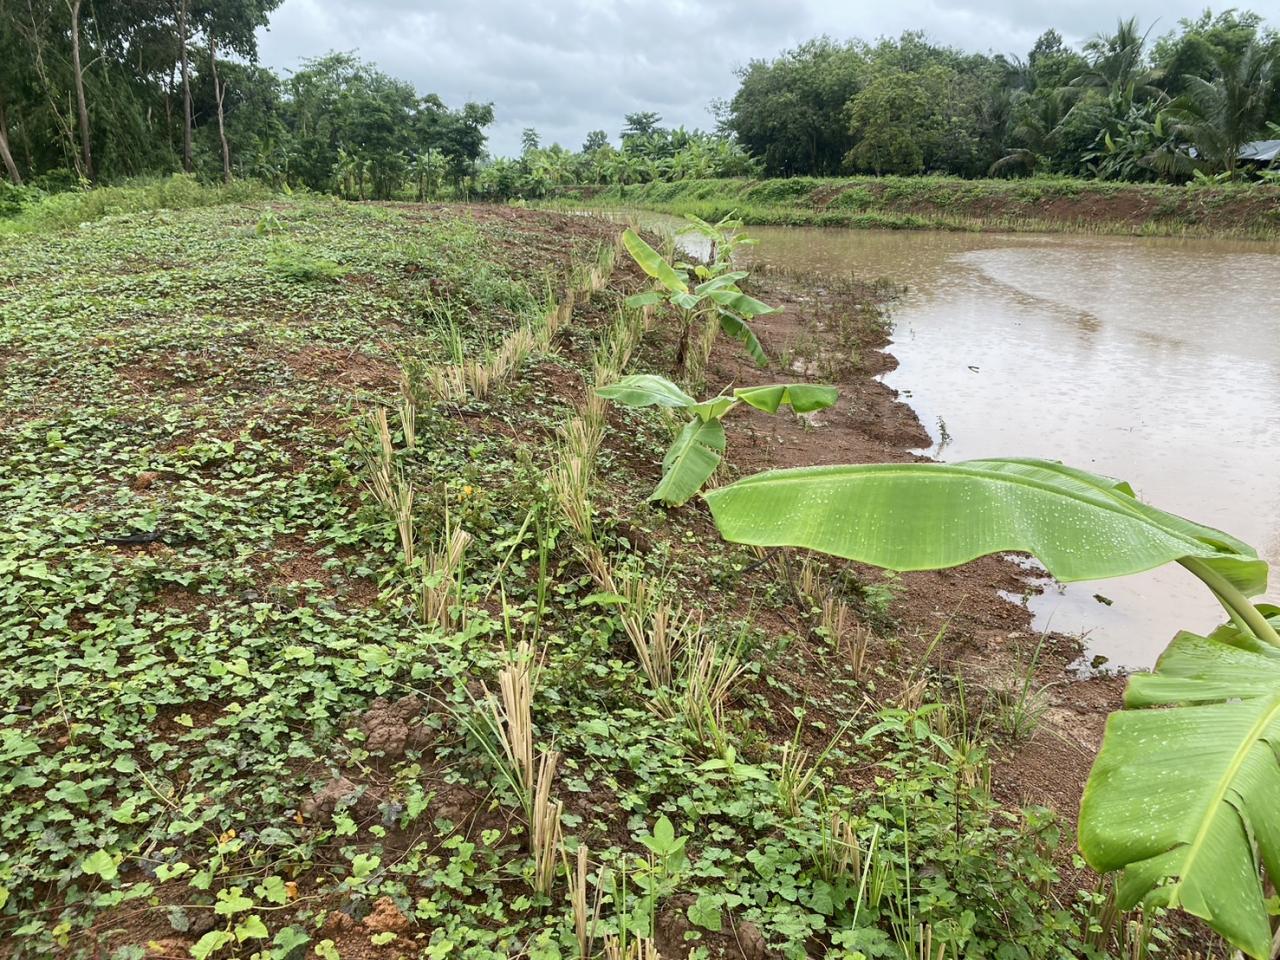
[597,373,837,506]
[674,212,758,279]
[620,228,776,372]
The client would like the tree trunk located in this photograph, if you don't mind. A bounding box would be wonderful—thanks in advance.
[20,0,80,175]
[0,97,21,184]
[178,0,192,173]
[68,0,92,179]
[209,32,231,183]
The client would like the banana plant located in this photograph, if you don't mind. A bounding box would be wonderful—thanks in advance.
[675,212,757,279]
[621,228,776,371]
[699,456,1279,958]
[597,374,837,506]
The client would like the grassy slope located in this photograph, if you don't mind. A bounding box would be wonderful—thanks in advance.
[554,176,1280,238]
[0,199,1196,959]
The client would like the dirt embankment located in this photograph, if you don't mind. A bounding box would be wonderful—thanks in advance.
[557,176,1280,238]
[691,263,1125,830]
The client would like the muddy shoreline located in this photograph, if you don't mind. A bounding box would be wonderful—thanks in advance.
[704,259,1126,833]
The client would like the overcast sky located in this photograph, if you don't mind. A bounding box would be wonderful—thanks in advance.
[254,0,1280,157]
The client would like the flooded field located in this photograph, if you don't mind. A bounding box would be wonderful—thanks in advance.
[636,213,1280,667]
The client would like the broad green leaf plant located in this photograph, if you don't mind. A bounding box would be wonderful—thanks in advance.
[700,456,1280,958]
[620,228,777,373]
[597,373,837,506]
[674,212,758,278]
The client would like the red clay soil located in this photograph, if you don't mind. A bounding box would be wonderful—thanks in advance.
[691,265,1126,828]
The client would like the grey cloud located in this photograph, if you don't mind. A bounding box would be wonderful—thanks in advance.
[255,0,1280,156]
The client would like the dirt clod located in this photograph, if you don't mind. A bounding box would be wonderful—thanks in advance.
[360,694,430,757]
[300,776,374,819]
[655,898,694,956]
[363,897,410,935]
[734,920,769,960]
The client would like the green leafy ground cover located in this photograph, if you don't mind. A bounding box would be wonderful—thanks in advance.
[0,199,1202,959]
[551,176,1280,239]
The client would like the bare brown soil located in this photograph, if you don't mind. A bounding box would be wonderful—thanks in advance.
[686,265,1126,832]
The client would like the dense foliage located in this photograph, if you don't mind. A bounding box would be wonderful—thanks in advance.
[0,0,493,197]
[727,14,1280,181]
[2,194,1201,960]
[472,117,758,202]
[3,6,1277,201]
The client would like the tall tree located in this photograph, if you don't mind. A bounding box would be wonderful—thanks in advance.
[67,0,93,178]
[177,0,192,172]
[0,16,22,182]
[0,94,20,183]
[581,129,609,153]
[728,38,868,175]
[195,0,283,180]
[621,111,662,140]
[208,31,230,181]
[1074,18,1164,104]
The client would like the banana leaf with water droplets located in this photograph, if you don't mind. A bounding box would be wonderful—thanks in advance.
[702,455,1279,955]
[701,458,1266,595]
[1080,617,1280,959]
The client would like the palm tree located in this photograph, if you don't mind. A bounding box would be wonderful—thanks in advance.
[1161,42,1276,177]
[1073,18,1165,105]
[990,89,1071,176]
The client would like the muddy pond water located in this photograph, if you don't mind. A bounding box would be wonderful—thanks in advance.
[613,212,1280,669]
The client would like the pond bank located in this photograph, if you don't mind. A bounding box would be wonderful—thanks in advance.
[551,175,1280,239]
[724,260,1124,822]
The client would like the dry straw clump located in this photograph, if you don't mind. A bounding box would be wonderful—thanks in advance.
[356,407,417,565]
[415,520,471,630]
[482,641,562,894]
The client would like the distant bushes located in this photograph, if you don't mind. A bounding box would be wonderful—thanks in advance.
[0,175,271,234]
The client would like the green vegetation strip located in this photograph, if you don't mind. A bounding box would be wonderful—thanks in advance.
[1,197,1196,959]
[553,176,1280,239]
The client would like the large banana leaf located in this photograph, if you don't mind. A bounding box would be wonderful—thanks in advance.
[705,287,778,318]
[701,458,1266,595]
[695,272,749,292]
[597,375,696,409]
[702,455,1278,956]
[621,228,688,295]
[735,384,837,415]
[598,376,837,419]
[651,418,725,505]
[1080,618,1280,959]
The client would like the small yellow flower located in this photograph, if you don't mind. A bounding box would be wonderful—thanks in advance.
[461,484,474,499]
[218,828,237,844]
[284,881,299,900]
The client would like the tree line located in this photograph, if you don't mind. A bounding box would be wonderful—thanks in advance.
[725,13,1280,181]
[0,1,495,197]
[2,5,1278,199]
